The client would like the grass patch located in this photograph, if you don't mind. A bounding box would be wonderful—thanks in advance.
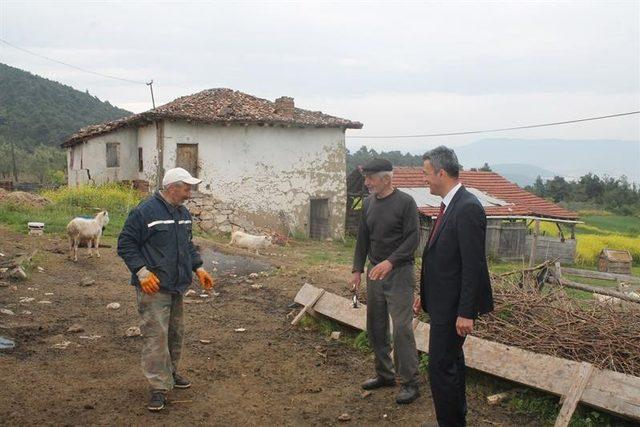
[297,314,371,353]
[302,237,356,266]
[0,184,142,239]
[580,215,640,236]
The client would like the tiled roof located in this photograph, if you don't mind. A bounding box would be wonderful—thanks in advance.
[393,167,578,220]
[62,88,362,147]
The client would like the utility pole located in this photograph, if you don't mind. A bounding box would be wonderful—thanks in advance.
[146,80,156,109]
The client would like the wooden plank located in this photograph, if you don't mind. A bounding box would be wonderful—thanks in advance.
[554,362,595,427]
[294,284,640,421]
[562,267,640,284]
[550,278,640,304]
[291,288,325,325]
[528,219,540,267]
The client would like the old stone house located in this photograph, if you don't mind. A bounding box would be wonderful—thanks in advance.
[62,89,362,238]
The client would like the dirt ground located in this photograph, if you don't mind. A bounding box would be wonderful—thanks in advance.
[0,226,541,426]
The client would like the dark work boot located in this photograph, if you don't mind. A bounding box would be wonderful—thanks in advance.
[396,384,420,404]
[147,390,167,412]
[173,373,191,389]
[362,376,396,390]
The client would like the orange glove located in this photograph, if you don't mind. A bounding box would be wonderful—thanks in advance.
[196,268,214,290]
[137,267,160,294]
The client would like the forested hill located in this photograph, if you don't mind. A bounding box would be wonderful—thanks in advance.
[0,63,131,149]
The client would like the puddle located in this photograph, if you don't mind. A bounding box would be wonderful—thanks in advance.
[200,248,273,277]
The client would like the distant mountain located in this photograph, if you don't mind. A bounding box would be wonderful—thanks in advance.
[456,138,640,184]
[490,163,557,187]
[0,63,131,149]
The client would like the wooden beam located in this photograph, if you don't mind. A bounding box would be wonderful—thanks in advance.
[549,278,640,303]
[529,219,540,267]
[555,222,566,242]
[561,267,640,284]
[554,362,595,427]
[294,284,640,422]
[155,120,164,190]
[291,288,326,325]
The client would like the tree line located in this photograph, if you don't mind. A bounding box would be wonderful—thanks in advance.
[347,145,639,216]
[526,174,640,216]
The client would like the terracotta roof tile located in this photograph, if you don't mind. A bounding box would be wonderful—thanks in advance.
[63,88,362,147]
[393,167,578,220]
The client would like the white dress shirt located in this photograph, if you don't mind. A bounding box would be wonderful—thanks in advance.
[442,183,462,213]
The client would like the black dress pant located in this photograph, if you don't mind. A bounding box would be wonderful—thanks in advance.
[428,322,467,427]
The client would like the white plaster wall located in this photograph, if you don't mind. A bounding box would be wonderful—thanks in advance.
[163,121,347,238]
[66,127,138,186]
[137,123,158,184]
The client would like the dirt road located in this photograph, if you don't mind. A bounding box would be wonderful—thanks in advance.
[0,227,539,426]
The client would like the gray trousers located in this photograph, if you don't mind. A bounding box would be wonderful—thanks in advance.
[136,289,185,391]
[366,263,419,386]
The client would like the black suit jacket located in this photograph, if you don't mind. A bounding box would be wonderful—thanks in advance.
[420,186,494,324]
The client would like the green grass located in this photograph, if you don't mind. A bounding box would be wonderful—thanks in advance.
[302,237,356,266]
[0,184,142,239]
[578,215,640,236]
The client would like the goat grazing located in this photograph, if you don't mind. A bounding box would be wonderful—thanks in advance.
[67,211,110,262]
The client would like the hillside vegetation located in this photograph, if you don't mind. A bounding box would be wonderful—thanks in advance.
[0,63,131,183]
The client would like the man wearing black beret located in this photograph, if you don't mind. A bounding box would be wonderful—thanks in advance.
[350,158,421,404]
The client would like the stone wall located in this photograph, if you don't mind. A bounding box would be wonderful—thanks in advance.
[185,192,256,234]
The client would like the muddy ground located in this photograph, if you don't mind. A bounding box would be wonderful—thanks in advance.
[0,226,542,426]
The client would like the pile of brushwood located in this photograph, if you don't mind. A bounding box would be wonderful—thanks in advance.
[474,265,640,377]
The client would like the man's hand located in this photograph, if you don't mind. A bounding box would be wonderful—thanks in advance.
[196,268,214,290]
[368,260,393,281]
[349,272,362,293]
[456,316,474,337]
[413,296,422,315]
[137,267,160,294]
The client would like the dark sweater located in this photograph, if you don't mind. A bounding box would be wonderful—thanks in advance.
[352,189,420,273]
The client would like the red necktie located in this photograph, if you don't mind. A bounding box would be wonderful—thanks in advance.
[428,202,446,246]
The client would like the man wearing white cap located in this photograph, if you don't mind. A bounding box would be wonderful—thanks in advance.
[118,167,215,411]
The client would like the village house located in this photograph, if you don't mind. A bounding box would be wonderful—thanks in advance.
[62,89,362,239]
[347,167,581,264]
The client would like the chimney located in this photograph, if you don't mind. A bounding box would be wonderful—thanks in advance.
[275,96,294,118]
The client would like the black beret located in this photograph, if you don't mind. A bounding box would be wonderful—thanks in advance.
[361,158,393,174]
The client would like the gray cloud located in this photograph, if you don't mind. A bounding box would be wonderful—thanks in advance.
[1,0,638,147]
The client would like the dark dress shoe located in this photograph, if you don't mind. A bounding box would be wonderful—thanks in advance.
[396,384,420,404]
[361,376,396,390]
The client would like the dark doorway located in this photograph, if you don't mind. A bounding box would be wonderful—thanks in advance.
[310,198,330,239]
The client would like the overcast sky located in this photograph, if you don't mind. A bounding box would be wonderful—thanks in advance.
[1,0,639,153]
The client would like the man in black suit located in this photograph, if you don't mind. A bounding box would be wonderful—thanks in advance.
[413,146,493,427]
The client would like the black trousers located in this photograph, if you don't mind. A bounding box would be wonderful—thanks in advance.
[428,322,467,427]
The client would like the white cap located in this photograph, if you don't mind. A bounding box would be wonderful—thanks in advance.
[162,167,202,186]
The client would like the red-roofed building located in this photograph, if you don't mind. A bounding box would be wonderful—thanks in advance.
[346,167,580,263]
[392,167,578,220]
[64,89,362,238]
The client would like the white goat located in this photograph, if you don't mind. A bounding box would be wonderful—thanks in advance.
[67,211,109,262]
[229,230,272,254]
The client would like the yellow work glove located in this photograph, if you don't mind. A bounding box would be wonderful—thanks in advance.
[137,267,160,294]
[196,267,214,290]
